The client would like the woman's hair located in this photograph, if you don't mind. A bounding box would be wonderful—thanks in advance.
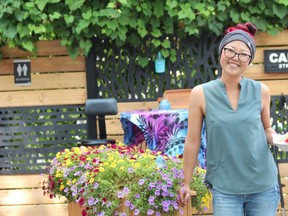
[225,22,257,39]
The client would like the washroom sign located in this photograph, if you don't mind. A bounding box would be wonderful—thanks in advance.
[14,59,31,85]
[264,49,288,73]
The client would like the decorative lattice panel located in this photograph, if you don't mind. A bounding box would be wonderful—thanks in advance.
[93,33,221,101]
[0,105,87,174]
[270,95,288,162]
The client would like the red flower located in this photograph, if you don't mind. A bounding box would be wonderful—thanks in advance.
[78,197,85,206]
[82,210,88,216]
[102,197,107,203]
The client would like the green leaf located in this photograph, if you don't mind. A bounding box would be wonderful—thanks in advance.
[64,14,74,24]
[49,12,61,19]
[161,49,169,58]
[67,46,80,59]
[118,0,128,4]
[65,0,85,11]
[107,20,118,31]
[76,20,90,34]
[35,0,48,11]
[128,33,141,48]
[17,24,30,38]
[21,40,34,52]
[82,10,92,20]
[6,24,17,39]
[161,39,170,49]
[169,49,177,62]
[273,3,287,19]
[217,2,226,11]
[166,0,177,9]
[151,28,161,37]
[118,26,127,41]
[277,0,288,6]
[151,39,161,48]
[137,56,149,68]
[153,0,164,18]
[79,39,92,55]
[230,8,239,22]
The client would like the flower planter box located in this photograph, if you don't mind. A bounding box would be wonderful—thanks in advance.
[68,197,195,216]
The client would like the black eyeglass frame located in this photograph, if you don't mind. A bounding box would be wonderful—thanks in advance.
[223,47,251,63]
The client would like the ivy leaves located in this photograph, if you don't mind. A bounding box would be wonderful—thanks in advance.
[0,0,288,66]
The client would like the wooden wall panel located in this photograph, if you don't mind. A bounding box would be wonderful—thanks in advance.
[0,89,86,107]
[0,56,85,75]
[0,40,69,58]
[0,72,86,91]
[255,30,288,46]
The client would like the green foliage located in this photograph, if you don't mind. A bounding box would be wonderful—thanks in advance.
[0,0,288,66]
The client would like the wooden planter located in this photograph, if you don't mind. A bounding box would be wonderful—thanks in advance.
[68,195,195,216]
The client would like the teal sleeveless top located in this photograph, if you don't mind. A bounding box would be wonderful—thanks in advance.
[202,77,278,194]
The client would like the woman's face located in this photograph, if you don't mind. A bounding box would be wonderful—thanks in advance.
[219,40,251,78]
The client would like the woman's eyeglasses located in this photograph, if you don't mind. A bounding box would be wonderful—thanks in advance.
[223,47,251,63]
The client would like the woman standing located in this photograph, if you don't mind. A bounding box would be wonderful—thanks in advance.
[179,22,280,216]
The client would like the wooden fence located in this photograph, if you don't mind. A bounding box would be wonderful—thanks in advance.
[0,30,288,216]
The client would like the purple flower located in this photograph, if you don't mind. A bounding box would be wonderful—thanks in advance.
[156,212,161,216]
[129,204,135,210]
[172,201,179,209]
[94,182,99,189]
[148,196,155,205]
[138,179,145,185]
[147,209,154,215]
[128,167,134,173]
[162,173,168,180]
[120,214,126,216]
[123,187,129,194]
[117,191,124,198]
[155,189,161,196]
[134,209,140,215]
[124,200,130,207]
[88,196,95,206]
[135,194,140,199]
[161,185,168,192]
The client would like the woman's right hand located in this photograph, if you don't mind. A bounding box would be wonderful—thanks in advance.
[178,183,192,207]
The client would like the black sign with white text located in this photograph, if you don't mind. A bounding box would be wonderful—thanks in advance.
[264,49,288,73]
[14,59,31,85]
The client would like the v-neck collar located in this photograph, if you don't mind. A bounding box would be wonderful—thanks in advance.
[216,77,246,112]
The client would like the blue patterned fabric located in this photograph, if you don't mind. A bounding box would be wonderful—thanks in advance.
[120,109,207,169]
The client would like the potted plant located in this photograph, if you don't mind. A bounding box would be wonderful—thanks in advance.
[43,143,211,216]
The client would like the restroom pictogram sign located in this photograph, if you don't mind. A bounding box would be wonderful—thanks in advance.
[14,59,31,85]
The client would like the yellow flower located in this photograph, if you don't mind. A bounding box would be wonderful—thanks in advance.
[99,167,105,172]
[89,178,95,183]
[55,170,63,178]
[67,180,71,185]
[60,184,65,191]
[133,162,141,168]
[111,163,116,168]
[120,166,124,170]
[66,159,72,166]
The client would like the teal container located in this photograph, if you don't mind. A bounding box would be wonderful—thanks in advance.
[155,52,165,73]
[159,99,171,110]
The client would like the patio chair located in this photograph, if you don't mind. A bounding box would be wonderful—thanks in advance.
[162,89,192,109]
[79,98,118,146]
